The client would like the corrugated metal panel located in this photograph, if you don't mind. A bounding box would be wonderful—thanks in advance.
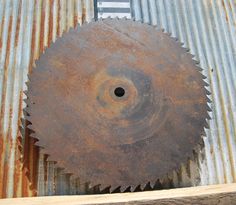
[0,0,94,198]
[130,0,236,187]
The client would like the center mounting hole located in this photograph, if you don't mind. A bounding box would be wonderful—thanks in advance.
[114,87,125,97]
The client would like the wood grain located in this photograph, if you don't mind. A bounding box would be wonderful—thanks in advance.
[0,183,236,205]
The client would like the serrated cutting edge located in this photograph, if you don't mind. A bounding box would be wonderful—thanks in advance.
[24,18,211,192]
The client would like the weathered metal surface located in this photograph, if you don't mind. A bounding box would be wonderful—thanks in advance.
[130,0,236,187]
[27,18,208,191]
[0,0,94,198]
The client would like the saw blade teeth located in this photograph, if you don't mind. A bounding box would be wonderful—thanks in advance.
[90,184,101,194]
[187,52,194,59]
[207,96,212,103]
[198,138,205,150]
[133,184,142,192]
[100,185,111,194]
[111,186,121,193]
[192,148,199,160]
[24,114,32,122]
[153,179,163,190]
[23,98,31,105]
[118,185,128,193]
[28,128,35,135]
[203,81,210,87]
[25,81,31,88]
[172,37,178,42]
[160,28,165,33]
[201,128,208,138]
[206,112,212,120]
[23,108,30,116]
[204,88,211,95]
[23,90,29,96]
[129,185,137,192]
[30,133,38,140]
[149,181,156,189]
[183,47,190,52]
[196,66,203,72]
[207,105,212,112]
[139,183,146,191]
[143,182,153,191]
[193,59,200,65]
[26,123,33,130]
[123,186,132,193]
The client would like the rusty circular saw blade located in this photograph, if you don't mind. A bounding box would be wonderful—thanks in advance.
[27,19,209,191]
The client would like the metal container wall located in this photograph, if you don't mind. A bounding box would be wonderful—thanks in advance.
[130,0,236,187]
[0,0,94,198]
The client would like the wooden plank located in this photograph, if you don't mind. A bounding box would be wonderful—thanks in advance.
[0,183,236,205]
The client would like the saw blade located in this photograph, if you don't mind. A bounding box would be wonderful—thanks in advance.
[26,18,209,191]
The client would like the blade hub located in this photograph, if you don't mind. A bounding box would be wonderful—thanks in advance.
[114,87,125,97]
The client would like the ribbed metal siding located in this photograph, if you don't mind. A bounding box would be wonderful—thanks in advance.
[130,0,236,187]
[0,0,94,198]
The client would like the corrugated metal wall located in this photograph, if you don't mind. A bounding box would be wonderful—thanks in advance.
[0,0,94,198]
[130,0,236,187]
[0,0,236,198]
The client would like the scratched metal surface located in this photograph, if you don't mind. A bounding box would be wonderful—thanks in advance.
[130,0,236,187]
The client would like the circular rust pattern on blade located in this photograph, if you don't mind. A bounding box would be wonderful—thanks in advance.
[28,19,208,190]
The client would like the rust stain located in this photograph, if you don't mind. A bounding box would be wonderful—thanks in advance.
[57,0,61,37]
[222,0,229,22]
[14,0,22,49]
[47,0,54,45]
[28,4,36,74]
[13,134,22,197]
[73,6,78,27]
[82,7,86,23]
[21,120,39,197]
[228,1,233,11]
[0,12,13,199]
[39,0,45,53]
[2,157,9,198]
[0,136,3,197]
[13,91,24,197]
